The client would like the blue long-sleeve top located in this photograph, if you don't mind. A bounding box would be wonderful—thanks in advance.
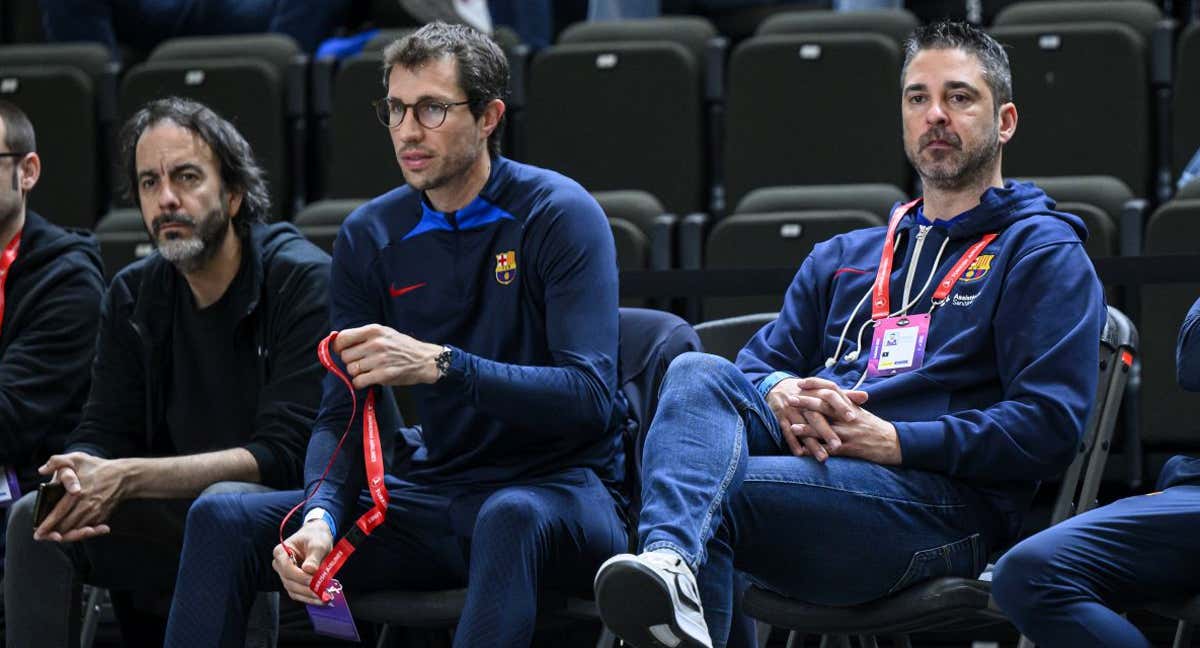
[736,181,1106,538]
[304,157,624,527]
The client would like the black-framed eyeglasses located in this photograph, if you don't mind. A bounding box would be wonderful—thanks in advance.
[372,98,471,129]
[0,152,28,160]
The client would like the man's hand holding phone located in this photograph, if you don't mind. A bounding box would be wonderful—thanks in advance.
[32,452,128,542]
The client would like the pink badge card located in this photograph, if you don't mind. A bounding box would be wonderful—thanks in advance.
[306,579,361,642]
[867,314,930,378]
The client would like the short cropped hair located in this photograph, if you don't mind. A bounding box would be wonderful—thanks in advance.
[901,20,1013,112]
[382,22,509,157]
[119,97,269,236]
[0,100,36,154]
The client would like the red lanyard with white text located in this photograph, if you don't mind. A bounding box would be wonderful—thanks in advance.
[0,232,22,335]
[302,332,388,601]
[871,199,997,319]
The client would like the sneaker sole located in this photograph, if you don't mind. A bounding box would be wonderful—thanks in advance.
[595,559,709,648]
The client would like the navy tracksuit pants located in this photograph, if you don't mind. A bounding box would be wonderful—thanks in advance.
[993,455,1200,647]
[163,467,627,648]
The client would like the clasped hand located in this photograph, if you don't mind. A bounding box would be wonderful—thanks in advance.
[33,452,127,542]
[335,324,444,389]
[766,377,902,465]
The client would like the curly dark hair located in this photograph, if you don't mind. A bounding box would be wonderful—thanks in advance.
[119,97,270,237]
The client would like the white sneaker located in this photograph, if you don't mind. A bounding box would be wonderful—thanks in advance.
[594,550,713,648]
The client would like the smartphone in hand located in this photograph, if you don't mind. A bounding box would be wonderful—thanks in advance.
[33,481,66,527]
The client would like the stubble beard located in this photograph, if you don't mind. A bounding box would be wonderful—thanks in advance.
[909,121,1002,193]
[400,137,484,194]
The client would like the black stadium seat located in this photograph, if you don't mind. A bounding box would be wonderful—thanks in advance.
[703,209,883,320]
[724,32,907,209]
[119,34,306,219]
[293,199,365,255]
[1139,196,1200,450]
[756,8,920,44]
[0,43,115,228]
[526,17,715,215]
[733,184,909,223]
[990,1,1164,199]
[95,208,152,280]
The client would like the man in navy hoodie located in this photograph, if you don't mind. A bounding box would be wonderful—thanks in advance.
[991,298,1200,648]
[595,20,1106,648]
[163,22,626,647]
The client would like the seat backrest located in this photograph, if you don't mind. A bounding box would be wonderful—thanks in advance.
[1174,24,1200,186]
[327,52,406,199]
[0,43,113,228]
[294,199,365,255]
[756,8,920,44]
[695,312,779,363]
[724,33,907,209]
[989,23,1149,197]
[1140,199,1200,447]
[149,33,301,73]
[993,0,1162,43]
[1049,306,1138,525]
[734,184,909,224]
[617,307,702,519]
[95,208,153,280]
[704,209,882,319]
[558,16,717,64]
[526,41,704,214]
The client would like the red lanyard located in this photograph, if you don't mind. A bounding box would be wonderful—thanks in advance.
[0,232,22,335]
[871,200,997,320]
[278,331,387,602]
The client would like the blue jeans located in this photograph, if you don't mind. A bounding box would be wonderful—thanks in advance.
[165,467,627,648]
[38,0,353,54]
[992,461,1200,648]
[636,353,1002,647]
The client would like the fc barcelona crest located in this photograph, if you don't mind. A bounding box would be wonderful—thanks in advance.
[495,250,517,285]
[960,254,993,283]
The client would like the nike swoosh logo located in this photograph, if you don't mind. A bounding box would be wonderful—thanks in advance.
[389,282,427,298]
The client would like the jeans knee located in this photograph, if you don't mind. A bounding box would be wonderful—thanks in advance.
[663,352,741,392]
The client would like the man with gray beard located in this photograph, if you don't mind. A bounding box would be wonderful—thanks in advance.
[4,97,331,648]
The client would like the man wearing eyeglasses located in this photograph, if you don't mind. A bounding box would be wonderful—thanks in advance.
[165,21,626,647]
[0,99,104,638]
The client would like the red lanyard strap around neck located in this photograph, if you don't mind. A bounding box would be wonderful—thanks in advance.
[870,200,997,319]
[0,232,22,335]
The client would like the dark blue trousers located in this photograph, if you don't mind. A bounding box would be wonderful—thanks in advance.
[164,467,627,648]
[993,457,1200,648]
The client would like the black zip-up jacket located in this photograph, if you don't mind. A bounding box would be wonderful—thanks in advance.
[0,211,104,490]
[66,221,330,489]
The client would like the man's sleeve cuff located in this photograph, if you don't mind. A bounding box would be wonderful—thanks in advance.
[757,371,797,398]
[893,420,946,471]
[303,507,338,538]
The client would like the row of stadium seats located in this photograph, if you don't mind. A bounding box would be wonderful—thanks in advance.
[1,3,1198,229]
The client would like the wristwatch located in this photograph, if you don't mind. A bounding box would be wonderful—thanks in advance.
[434,345,453,381]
